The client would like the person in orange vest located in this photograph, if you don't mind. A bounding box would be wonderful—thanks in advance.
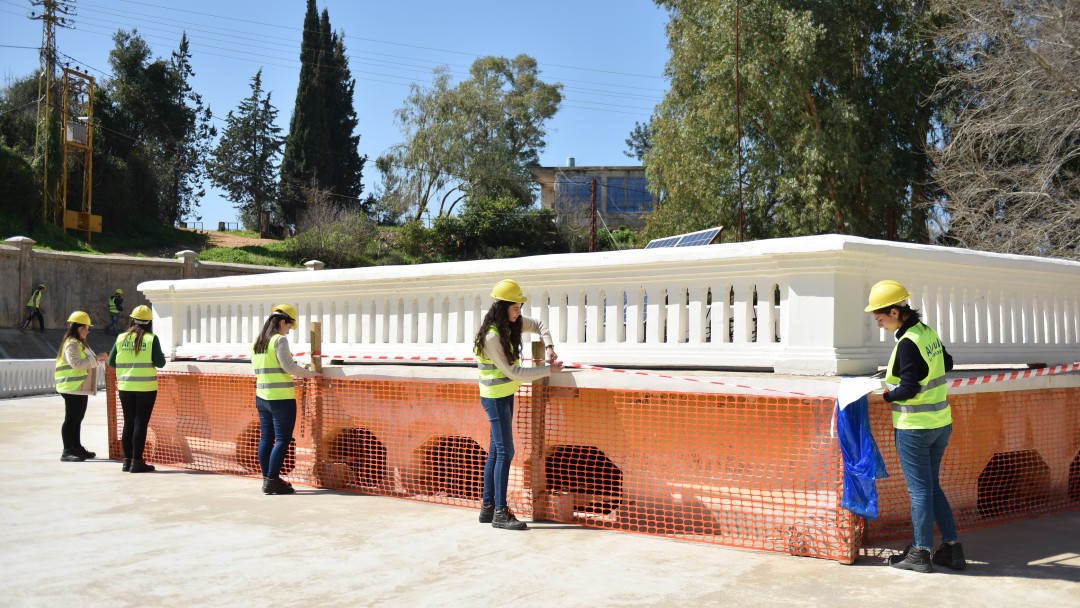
[20,283,46,332]
[473,279,562,530]
[251,304,316,495]
[55,311,107,461]
[866,280,965,573]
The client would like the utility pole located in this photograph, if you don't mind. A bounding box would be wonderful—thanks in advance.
[735,0,745,242]
[30,0,75,226]
[589,177,597,253]
[60,68,97,241]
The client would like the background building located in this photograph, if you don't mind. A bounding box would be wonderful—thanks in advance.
[530,161,654,231]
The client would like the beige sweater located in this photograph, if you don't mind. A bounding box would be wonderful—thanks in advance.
[60,339,99,396]
[479,316,554,383]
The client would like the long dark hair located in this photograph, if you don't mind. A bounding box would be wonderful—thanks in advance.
[121,319,153,354]
[473,300,523,361]
[56,323,89,359]
[253,313,290,354]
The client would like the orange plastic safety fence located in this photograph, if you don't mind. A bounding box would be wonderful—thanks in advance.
[104,368,1080,563]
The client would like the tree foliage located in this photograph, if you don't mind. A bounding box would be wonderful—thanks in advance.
[209,70,285,231]
[930,0,1080,259]
[379,55,563,222]
[278,0,366,225]
[645,1,947,243]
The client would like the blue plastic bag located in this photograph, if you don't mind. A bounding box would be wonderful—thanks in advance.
[835,395,888,519]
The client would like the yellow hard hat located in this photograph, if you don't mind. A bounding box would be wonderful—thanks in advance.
[490,279,527,303]
[272,303,298,321]
[115,289,124,294]
[865,280,911,312]
[130,305,153,322]
[67,311,92,326]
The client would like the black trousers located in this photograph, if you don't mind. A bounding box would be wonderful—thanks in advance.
[61,393,88,450]
[22,307,44,331]
[120,390,157,460]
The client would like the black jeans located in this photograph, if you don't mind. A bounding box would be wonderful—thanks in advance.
[120,390,157,460]
[22,307,44,331]
[61,393,88,450]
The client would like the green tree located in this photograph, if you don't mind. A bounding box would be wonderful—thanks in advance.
[0,74,39,157]
[279,1,365,224]
[380,55,563,222]
[209,70,284,231]
[931,0,1080,259]
[644,1,946,243]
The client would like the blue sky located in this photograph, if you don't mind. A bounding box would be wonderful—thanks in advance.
[0,0,670,226]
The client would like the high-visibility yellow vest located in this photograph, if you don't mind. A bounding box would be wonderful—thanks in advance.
[115,331,157,391]
[55,338,89,393]
[252,334,295,400]
[108,295,121,313]
[886,323,951,430]
[27,289,42,307]
[476,327,520,399]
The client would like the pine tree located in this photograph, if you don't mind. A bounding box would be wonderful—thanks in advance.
[209,70,284,232]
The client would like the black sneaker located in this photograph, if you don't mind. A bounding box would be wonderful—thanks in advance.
[479,503,495,523]
[889,545,932,573]
[263,477,295,495]
[129,459,156,473]
[122,459,132,472]
[492,507,527,530]
[74,446,96,459]
[60,450,85,462]
[932,542,966,570]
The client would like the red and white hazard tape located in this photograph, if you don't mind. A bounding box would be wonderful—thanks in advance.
[176,351,1079,397]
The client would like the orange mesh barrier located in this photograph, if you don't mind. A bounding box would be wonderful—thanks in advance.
[104,368,1080,563]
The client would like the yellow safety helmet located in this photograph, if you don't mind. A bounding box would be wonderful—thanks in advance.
[865,280,911,312]
[67,311,92,326]
[130,305,153,322]
[115,289,124,294]
[490,279,527,303]
[272,303,298,321]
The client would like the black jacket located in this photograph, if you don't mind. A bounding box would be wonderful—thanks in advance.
[884,316,953,403]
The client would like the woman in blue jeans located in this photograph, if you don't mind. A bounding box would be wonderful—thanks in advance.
[251,304,315,495]
[474,279,562,530]
[866,280,966,572]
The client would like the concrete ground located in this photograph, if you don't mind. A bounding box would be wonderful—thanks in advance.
[2,393,1078,608]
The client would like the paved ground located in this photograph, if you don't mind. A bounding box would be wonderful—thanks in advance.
[2,393,1078,607]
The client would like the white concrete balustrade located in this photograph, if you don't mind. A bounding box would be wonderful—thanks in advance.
[138,235,1080,375]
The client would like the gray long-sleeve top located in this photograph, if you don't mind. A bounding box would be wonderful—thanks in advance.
[275,335,316,377]
[479,316,555,383]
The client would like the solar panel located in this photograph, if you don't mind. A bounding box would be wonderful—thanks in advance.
[645,226,723,249]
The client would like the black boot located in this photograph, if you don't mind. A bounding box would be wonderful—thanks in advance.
[129,459,156,473]
[263,477,295,495]
[492,507,527,530]
[60,449,85,462]
[122,459,132,472]
[932,542,966,570]
[479,503,495,523]
[889,545,932,573]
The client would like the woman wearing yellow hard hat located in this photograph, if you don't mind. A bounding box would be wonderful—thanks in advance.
[55,311,107,462]
[107,305,166,473]
[865,280,965,572]
[474,279,562,530]
[251,303,315,495]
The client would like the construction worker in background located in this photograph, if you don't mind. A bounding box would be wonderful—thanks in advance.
[105,289,124,334]
[20,283,46,332]
[107,305,166,473]
[473,279,562,530]
[55,311,107,462]
[866,280,966,573]
[251,304,316,495]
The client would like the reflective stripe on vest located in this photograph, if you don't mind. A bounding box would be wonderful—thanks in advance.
[476,328,521,399]
[252,334,295,400]
[115,331,157,391]
[886,323,951,430]
[54,339,89,393]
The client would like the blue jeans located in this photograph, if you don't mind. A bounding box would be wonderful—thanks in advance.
[895,424,958,550]
[481,395,516,510]
[256,397,296,479]
[106,313,120,332]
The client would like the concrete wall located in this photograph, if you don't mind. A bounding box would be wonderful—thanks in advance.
[2,236,295,330]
